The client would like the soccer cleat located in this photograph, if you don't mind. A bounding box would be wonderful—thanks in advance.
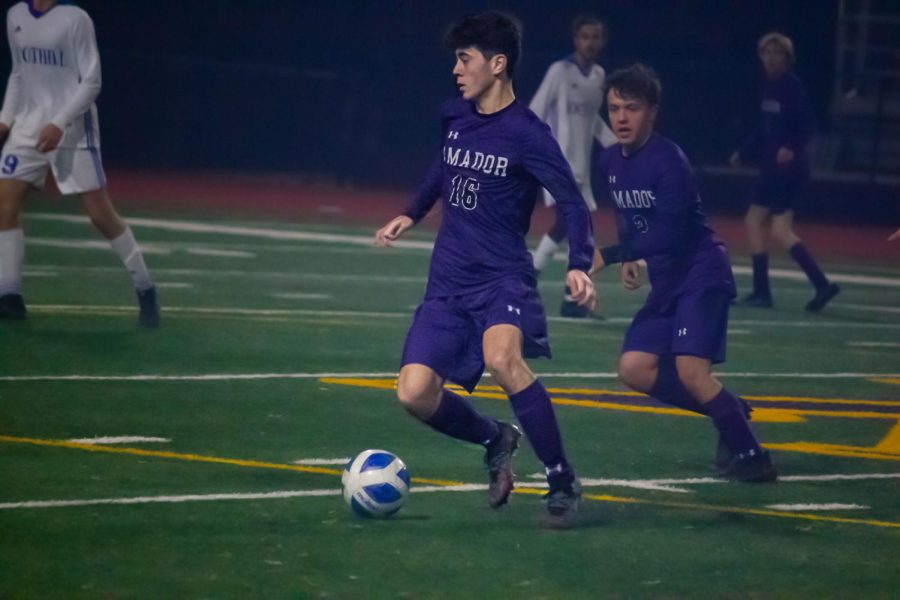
[713,399,753,471]
[805,283,840,313]
[739,292,773,308]
[0,293,26,320]
[719,450,778,483]
[484,421,521,508]
[544,475,582,529]
[560,299,593,318]
[137,286,160,328]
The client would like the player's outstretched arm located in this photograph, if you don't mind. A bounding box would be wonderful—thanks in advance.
[374,216,414,247]
[566,269,597,310]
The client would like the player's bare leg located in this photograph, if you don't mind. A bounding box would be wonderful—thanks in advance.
[396,362,514,508]
[771,210,839,312]
[80,188,159,327]
[484,324,579,527]
[741,204,773,307]
[676,355,776,482]
[0,179,29,319]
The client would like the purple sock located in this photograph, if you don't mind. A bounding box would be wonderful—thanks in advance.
[508,380,571,477]
[423,389,500,446]
[650,356,707,415]
[751,253,771,297]
[705,388,763,459]
[789,243,828,291]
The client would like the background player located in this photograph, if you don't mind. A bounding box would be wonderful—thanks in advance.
[0,0,159,326]
[375,12,596,528]
[529,15,617,318]
[730,32,839,312]
[592,64,777,482]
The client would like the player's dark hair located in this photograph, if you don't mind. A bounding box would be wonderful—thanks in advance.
[571,14,604,37]
[605,63,662,107]
[445,11,522,78]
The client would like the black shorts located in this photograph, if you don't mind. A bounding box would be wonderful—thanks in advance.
[750,171,807,215]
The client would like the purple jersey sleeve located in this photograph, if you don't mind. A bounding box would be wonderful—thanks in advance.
[403,155,443,223]
[521,121,594,272]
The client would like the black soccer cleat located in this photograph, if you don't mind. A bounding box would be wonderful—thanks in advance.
[713,399,754,471]
[805,283,840,313]
[719,450,778,483]
[0,293,26,320]
[560,299,593,319]
[484,421,521,508]
[739,292,773,309]
[137,286,160,328]
[544,474,582,530]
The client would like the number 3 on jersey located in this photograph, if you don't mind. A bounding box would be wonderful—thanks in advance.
[450,174,479,210]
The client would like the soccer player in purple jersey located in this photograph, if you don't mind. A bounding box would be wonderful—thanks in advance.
[591,64,777,482]
[730,32,839,312]
[374,12,597,527]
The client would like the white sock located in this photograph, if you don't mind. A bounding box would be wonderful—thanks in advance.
[0,228,24,296]
[109,226,154,291]
[532,234,560,271]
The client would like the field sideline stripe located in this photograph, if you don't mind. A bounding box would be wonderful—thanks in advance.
[2,434,899,530]
[28,213,900,287]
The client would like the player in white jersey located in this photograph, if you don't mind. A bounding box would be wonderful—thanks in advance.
[529,15,617,317]
[0,0,159,326]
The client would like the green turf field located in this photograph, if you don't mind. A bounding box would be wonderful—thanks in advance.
[2,201,899,598]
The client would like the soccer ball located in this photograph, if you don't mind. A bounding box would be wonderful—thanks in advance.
[342,449,410,518]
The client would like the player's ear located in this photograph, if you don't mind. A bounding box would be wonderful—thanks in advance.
[490,53,508,77]
[649,104,660,124]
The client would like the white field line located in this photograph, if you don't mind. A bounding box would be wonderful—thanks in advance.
[831,303,900,315]
[27,236,171,255]
[272,292,333,300]
[23,303,900,330]
[2,471,897,510]
[847,341,900,348]
[293,458,350,465]
[3,370,900,383]
[186,247,256,259]
[28,213,900,288]
[154,282,194,289]
[22,270,59,277]
[766,503,869,511]
[524,474,690,493]
[65,436,171,445]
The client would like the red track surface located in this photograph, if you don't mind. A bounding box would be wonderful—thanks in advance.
[103,170,900,265]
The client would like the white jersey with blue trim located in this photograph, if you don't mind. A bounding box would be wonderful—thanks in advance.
[529,56,616,190]
[0,2,101,149]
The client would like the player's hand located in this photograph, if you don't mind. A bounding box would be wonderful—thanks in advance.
[0,123,9,148]
[375,215,414,247]
[566,269,597,310]
[37,123,63,153]
[588,248,606,277]
[729,151,741,167]
[620,261,642,290]
[775,146,794,166]
[889,228,900,242]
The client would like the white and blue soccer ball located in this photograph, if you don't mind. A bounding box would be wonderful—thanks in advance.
[342,449,410,518]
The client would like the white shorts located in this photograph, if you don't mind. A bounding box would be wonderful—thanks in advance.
[542,180,597,211]
[0,142,106,195]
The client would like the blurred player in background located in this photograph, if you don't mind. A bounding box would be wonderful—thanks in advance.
[375,12,596,528]
[529,15,617,318]
[593,64,777,482]
[730,32,838,312]
[0,0,159,326]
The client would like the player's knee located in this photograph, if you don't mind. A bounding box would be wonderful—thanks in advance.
[618,356,652,390]
[483,349,519,381]
[396,373,440,414]
[676,362,710,393]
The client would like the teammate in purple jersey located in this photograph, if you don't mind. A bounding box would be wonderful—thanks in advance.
[730,32,839,312]
[374,12,596,528]
[591,64,777,482]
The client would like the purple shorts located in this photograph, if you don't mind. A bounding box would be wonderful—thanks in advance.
[401,277,550,392]
[751,170,807,215]
[622,286,732,364]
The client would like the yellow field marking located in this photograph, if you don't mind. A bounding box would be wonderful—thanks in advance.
[764,442,900,462]
[874,420,900,453]
[2,434,900,530]
[871,378,900,386]
[0,435,460,487]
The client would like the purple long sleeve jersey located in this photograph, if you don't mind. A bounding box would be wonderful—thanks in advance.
[598,133,735,298]
[404,97,594,299]
[738,71,815,176]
